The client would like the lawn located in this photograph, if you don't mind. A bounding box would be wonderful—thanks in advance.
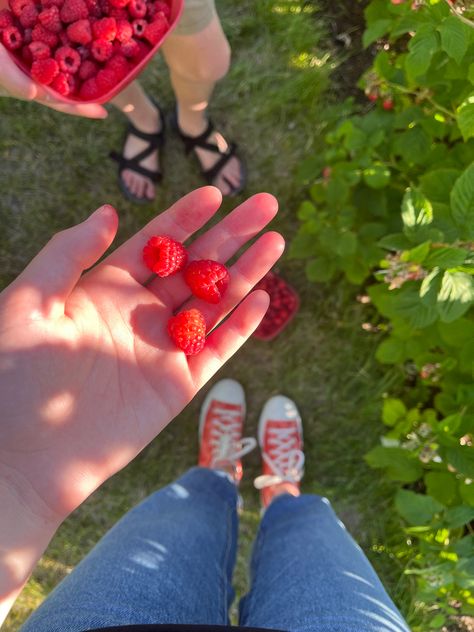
[1,0,414,628]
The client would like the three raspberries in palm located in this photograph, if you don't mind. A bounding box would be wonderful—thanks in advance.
[143,235,232,356]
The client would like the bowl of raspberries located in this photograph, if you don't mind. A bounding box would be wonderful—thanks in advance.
[0,0,182,102]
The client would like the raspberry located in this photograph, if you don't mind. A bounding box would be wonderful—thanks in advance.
[142,235,188,277]
[109,0,129,7]
[184,260,230,304]
[106,53,129,79]
[0,9,14,29]
[96,67,116,93]
[51,71,71,95]
[143,15,167,45]
[148,0,169,19]
[28,40,51,59]
[19,4,38,28]
[31,57,59,84]
[23,27,32,43]
[167,309,206,356]
[132,37,149,60]
[91,38,113,61]
[253,272,299,341]
[92,16,116,40]
[132,17,146,37]
[383,98,394,110]
[60,0,88,23]
[78,58,97,79]
[85,0,101,17]
[32,23,58,47]
[42,0,65,8]
[128,0,146,18]
[2,25,23,50]
[120,36,139,57]
[115,18,132,42]
[79,75,100,99]
[108,6,127,18]
[9,0,32,18]
[38,6,62,32]
[21,44,32,63]
[55,45,81,73]
[67,18,92,44]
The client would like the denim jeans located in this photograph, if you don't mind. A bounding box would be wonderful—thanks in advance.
[21,467,410,632]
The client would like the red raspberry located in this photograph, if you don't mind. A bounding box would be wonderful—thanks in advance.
[51,71,71,95]
[132,17,146,37]
[148,0,169,19]
[109,0,129,7]
[0,9,14,29]
[106,53,129,79]
[108,6,127,17]
[19,4,38,28]
[2,25,23,50]
[96,67,117,93]
[383,98,394,110]
[120,36,139,57]
[9,0,32,17]
[38,6,62,32]
[132,37,149,60]
[253,272,299,340]
[21,44,32,63]
[184,260,230,304]
[31,58,59,84]
[85,0,101,17]
[142,235,188,277]
[32,24,58,47]
[128,0,146,18]
[60,0,88,23]
[167,309,206,356]
[143,15,167,45]
[78,58,97,79]
[115,18,132,42]
[42,0,65,7]
[55,46,81,73]
[23,27,32,43]
[91,38,113,61]
[79,76,100,99]
[367,91,378,103]
[92,16,116,41]
[67,19,92,44]
[28,40,51,59]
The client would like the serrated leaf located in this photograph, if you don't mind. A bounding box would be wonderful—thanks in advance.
[382,398,407,426]
[363,164,391,189]
[376,337,406,364]
[444,505,474,528]
[446,446,474,478]
[395,489,443,525]
[425,247,468,270]
[425,471,458,506]
[420,267,442,306]
[365,446,423,482]
[437,271,474,322]
[306,257,335,283]
[335,231,357,256]
[405,24,439,81]
[395,286,439,329]
[457,96,474,142]
[402,189,433,241]
[363,18,391,48]
[297,200,317,221]
[393,127,431,165]
[438,16,469,64]
[420,168,461,204]
[451,163,474,239]
[402,241,430,264]
[378,233,412,251]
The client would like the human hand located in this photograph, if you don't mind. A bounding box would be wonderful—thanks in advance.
[0,187,283,526]
[0,44,107,118]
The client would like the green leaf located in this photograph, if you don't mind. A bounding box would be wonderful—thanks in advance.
[395,489,443,525]
[297,200,317,221]
[378,233,412,251]
[454,534,474,556]
[363,19,391,48]
[459,480,474,507]
[446,447,474,478]
[376,337,406,364]
[438,16,469,64]
[437,271,474,322]
[425,471,458,506]
[392,127,431,165]
[365,446,423,482]
[420,168,461,204]
[438,318,474,347]
[457,96,474,142]
[395,287,439,329]
[382,398,407,426]
[405,24,440,81]
[444,505,474,528]
[306,257,335,283]
[451,163,474,239]
[335,232,357,257]
[425,247,468,270]
[429,614,446,629]
[402,241,430,264]
[420,268,442,306]
[363,164,391,189]
[402,189,433,240]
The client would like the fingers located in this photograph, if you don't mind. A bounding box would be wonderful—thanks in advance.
[18,205,118,318]
[104,186,223,282]
[42,100,108,119]
[148,192,279,309]
[184,231,285,330]
[188,291,270,390]
[0,45,38,101]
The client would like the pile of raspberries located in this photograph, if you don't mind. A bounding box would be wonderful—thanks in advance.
[0,0,171,99]
[143,235,231,356]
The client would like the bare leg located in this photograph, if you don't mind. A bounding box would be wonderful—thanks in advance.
[111,80,162,201]
[161,15,244,196]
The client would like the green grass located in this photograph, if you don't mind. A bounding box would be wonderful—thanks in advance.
[1,0,415,628]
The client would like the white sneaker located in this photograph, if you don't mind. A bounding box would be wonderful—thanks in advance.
[199,379,256,483]
[254,395,304,507]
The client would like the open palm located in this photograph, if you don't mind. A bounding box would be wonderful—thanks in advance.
[0,187,284,524]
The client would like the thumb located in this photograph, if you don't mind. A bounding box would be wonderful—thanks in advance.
[19,205,118,318]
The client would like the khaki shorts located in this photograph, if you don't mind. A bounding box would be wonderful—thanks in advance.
[173,0,216,35]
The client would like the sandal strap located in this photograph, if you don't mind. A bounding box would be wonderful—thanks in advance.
[175,118,216,155]
[127,121,165,147]
[202,142,237,183]
[110,150,162,183]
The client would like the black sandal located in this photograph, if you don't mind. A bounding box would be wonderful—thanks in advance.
[171,110,246,197]
[110,101,165,205]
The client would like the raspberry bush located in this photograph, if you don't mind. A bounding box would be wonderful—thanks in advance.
[291,0,474,628]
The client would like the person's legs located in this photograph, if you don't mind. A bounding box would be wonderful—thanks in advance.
[239,494,411,632]
[20,467,239,632]
[161,12,245,196]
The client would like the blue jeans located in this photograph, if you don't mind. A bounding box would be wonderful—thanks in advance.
[21,467,410,632]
